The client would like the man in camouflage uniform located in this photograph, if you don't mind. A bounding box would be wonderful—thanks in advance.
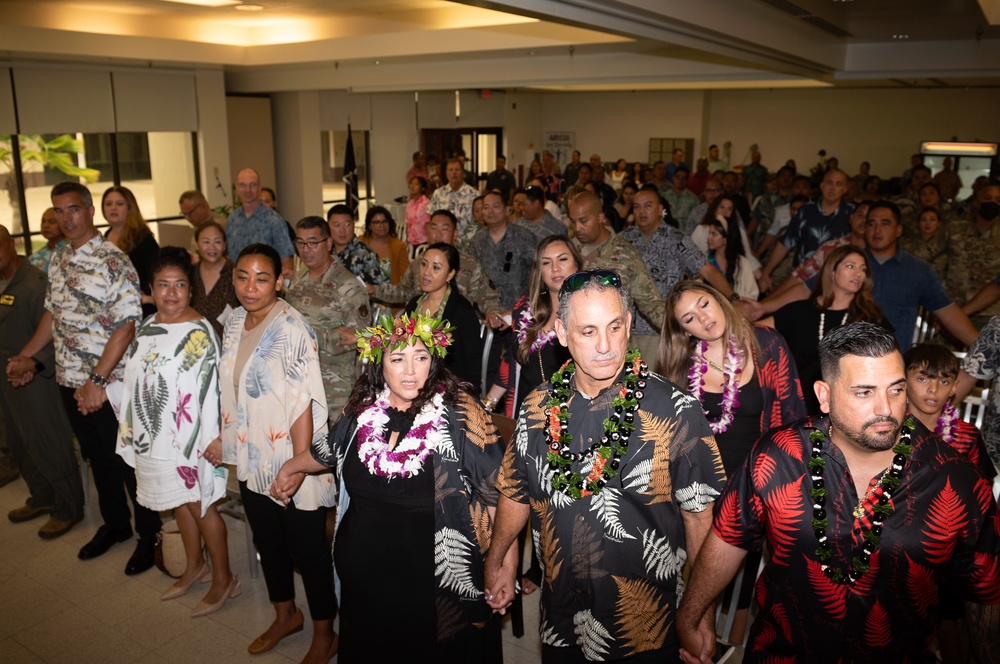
[566,191,670,369]
[944,183,1000,330]
[284,216,371,416]
[368,209,508,329]
[327,203,388,286]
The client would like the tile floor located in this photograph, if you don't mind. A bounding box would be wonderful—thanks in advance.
[0,471,544,663]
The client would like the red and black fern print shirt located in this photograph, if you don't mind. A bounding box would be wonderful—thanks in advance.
[714,415,1000,663]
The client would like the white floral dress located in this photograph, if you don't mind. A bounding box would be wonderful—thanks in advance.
[111,316,226,515]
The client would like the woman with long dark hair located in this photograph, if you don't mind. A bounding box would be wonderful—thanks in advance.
[102,185,160,316]
[702,215,758,300]
[273,313,512,663]
[360,205,409,285]
[760,244,891,413]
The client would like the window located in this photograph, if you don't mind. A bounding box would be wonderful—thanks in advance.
[1,131,198,256]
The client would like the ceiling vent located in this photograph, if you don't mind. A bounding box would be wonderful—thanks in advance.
[759,0,854,38]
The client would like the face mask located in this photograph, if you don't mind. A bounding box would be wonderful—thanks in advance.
[979,201,1000,222]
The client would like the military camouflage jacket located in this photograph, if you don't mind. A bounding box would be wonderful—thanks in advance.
[572,231,667,334]
[944,218,1000,319]
[371,247,502,318]
[284,259,370,415]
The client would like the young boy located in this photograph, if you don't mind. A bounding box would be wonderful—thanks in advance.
[904,344,997,664]
[903,344,996,479]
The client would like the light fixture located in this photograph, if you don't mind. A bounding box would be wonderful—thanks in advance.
[235,3,263,10]
[159,0,239,6]
[921,142,997,156]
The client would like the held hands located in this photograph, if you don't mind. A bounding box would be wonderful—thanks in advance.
[483,558,517,615]
[678,606,717,664]
[734,297,764,322]
[6,355,36,387]
[336,326,357,347]
[270,462,306,505]
[74,380,107,415]
[203,438,223,467]
[486,310,511,331]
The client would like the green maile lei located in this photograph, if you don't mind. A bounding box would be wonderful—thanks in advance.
[544,349,648,499]
[807,415,914,586]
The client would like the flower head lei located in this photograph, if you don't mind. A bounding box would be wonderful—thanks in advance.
[688,335,744,435]
[356,312,454,364]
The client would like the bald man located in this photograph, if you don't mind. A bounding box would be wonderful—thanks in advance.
[226,168,295,280]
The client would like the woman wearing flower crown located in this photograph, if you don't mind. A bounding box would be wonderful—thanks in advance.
[660,280,806,641]
[218,244,338,662]
[404,242,483,389]
[759,245,890,414]
[272,312,511,663]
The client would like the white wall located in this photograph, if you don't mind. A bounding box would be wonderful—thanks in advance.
[503,91,544,179]
[226,96,276,194]
[703,87,1000,177]
[542,90,706,166]
[195,69,232,210]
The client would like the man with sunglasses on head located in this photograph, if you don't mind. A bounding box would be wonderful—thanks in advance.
[484,268,726,663]
[284,216,370,415]
[468,190,536,312]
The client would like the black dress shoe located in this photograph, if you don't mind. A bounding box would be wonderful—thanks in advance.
[78,525,133,560]
[124,538,156,576]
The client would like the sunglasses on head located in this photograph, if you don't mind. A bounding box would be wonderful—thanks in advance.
[560,269,622,294]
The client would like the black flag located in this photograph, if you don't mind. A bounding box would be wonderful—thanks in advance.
[343,124,359,219]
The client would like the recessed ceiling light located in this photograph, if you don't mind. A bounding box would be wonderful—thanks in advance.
[235,3,263,10]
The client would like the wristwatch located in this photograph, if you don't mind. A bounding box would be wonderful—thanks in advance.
[88,372,110,388]
[729,292,741,302]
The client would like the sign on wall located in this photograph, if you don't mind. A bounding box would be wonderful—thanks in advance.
[544,131,576,167]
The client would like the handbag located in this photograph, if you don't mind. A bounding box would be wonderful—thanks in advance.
[153,519,186,578]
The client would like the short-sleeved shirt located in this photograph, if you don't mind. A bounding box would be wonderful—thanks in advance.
[791,235,851,283]
[45,235,142,388]
[225,203,296,259]
[468,223,536,310]
[617,224,696,335]
[284,259,371,415]
[336,237,389,286]
[864,245,952,350]
[27,240,68,273]
[426,182,480,230]
[781,200,854,266]
[486,169,517,202]
[498,368,726,661]
[713,415,1000,662]
[960,315,1000,466]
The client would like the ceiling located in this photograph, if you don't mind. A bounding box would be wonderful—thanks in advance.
[0,0,998,92]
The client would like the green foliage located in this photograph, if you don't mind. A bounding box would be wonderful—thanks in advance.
[0,133,101,183]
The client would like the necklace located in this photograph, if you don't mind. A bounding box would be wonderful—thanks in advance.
[809,416,914,586]
[544,349,647,499]
[852,467,891,518]
[355,388,447,479]
[688,335,744,434]
[935,401,958,444]
[538,350,547,383]
[818,310,849,341]
[516,305,558,355]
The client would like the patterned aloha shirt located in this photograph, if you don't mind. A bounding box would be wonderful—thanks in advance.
[314,390,505,641]
[426,182,480,231]
[284,259,371,416]
[44,235,141,388]
[949,419,997,480]
[498,364,726,661]
[226,203,295,259]
[468,223,536,310]
[781,200,854,267]
[714,415,1000,662]
[584,228,669,335]
[219,300,334,509]
[961,315,1000,466]
[336,237,388,286]
[27,240,68,273]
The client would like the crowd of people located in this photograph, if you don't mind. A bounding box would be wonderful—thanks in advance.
[0,144,999,664]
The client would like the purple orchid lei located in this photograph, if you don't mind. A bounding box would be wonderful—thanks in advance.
[356,388,446,478]
[935,400,958,444]
[516,305,557,354]
[688,335,744,435]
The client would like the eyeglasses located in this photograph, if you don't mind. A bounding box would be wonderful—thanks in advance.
[294,237,330,249]
[370,218,389,226]
[560,269,621,294]
[503,251,513,273]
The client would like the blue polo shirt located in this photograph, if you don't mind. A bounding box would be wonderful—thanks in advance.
[226,203,296,259]
[804,244,952,350]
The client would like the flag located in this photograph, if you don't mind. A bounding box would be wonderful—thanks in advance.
[343,124,359,219]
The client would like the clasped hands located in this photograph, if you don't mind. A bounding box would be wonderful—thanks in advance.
[483,558,517,615]
[269,463,306,505]
[6,355,36,387]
